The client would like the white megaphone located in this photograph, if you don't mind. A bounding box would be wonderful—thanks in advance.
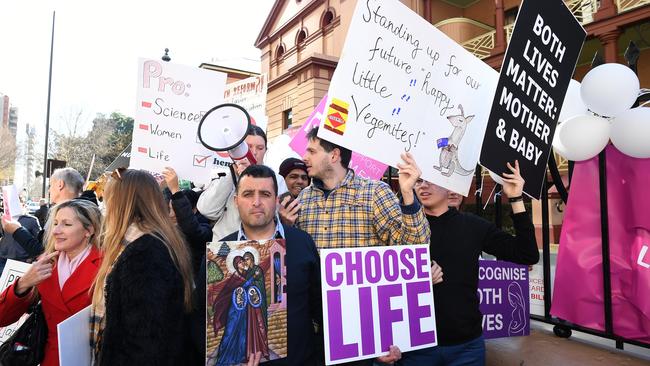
[197,103,256,164]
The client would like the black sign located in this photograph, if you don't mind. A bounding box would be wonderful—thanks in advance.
[46,159,66,178]
[105,144,131,172]
[479,0,586,198]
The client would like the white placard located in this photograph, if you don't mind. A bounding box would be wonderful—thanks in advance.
[57,305,91,366]
[320,245,437,365]
[320,0,498,195]
[0,259,31,344]
[2,185,22,219]
[223,74,268,132]
[130,58,227,185]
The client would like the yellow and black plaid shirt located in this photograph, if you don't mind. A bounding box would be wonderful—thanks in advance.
[296,170,430,249]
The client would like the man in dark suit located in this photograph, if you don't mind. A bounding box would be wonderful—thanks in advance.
[216,164,322,366]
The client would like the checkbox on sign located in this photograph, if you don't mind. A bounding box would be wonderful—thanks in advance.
[139,123,149,131]
[193,154,210,167]
[141,101,152,108]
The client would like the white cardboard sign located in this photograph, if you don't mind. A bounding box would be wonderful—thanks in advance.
[223,74,268,132]
[130,58,227,185]
[0,259,31,344]
[320,0,498,195]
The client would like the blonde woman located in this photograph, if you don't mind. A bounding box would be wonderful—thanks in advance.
[0,199,102,366]
[91,168,194,365]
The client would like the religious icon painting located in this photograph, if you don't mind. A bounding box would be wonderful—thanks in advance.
[206,240,287,366]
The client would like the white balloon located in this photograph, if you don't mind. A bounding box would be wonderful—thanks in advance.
[488,169,505,186]
[610,107,650,158]
[557,115,610,161]
[581,63,639,117]
[552,123,570,158]
[559,80,588,123]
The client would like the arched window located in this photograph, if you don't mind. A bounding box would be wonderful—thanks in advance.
[296,29,307,45]
[321,9,334,28]
[276,44,285,60]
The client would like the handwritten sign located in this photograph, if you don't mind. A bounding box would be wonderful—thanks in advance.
[479,0,586,198]
[1,185,21,220]
[290,95,388,180]
[478,260,530,339]
[0,259,31,344]
[130,59,227,185]
[318,0,498,196]
[223,74,268,132]
[321,245,437,365]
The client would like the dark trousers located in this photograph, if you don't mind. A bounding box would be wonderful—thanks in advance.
[396,335,485,366]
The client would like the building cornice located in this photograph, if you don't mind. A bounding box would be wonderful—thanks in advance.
[268,54,338,90]
[256,0,326,49]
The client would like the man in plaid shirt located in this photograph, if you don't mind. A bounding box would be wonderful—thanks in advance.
[282,126,430,249]
[280,126,432,365]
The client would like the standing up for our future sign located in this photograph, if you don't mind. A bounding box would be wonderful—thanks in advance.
[480,0,586,198]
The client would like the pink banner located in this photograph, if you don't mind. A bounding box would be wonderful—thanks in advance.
[289,95,388,180]
[551,145,650,344]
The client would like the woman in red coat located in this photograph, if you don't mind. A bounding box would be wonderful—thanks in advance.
[0,199,102,366]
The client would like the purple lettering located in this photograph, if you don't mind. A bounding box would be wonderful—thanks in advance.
[406,281,436,346]
[346,251,364,285]
[359,287,376,355]
[327,289,358,360]
[383,249,399,282]
[365,250,382,284]
[325,253,344,287]
[400,248,415,280]
[377,284,403,352]
[415,247,429,279]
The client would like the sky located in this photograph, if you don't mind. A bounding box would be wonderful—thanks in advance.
[0,0,274,186]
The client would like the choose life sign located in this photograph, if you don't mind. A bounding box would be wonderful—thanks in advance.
[319,0,498,196]
[479,0,586,198]
[320,245,437,365]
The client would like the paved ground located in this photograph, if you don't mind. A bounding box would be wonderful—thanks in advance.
[486,321,650,365]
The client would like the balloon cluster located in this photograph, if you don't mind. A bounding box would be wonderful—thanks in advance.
[552,63,649,160]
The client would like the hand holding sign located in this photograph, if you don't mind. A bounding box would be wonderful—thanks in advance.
[397,152,422,205]
[1,217,21,235]
[430,260,444,285]
[500,160,525,199]
[376,345,402,364]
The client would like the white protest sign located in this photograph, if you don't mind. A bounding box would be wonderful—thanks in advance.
[321,245,437,365]
[0,259,31,344]
[2,185,22,219]
[223,74,268,132]
[130,58,227,185]
[58,305,91,366]
[319,0,498,196]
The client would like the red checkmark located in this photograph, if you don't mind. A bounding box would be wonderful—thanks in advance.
[141,101,152,108]
[139,123,149,130]
[194,155,209,165]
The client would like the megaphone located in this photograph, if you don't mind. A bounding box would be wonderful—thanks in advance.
[197,103,256,164]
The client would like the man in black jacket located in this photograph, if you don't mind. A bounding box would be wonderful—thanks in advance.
[209,164,322,366]
[397,160,539,366]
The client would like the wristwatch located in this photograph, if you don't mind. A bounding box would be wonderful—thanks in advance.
[508,195,523,203]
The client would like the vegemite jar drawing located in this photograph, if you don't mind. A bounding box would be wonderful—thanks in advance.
[324,98,349,136]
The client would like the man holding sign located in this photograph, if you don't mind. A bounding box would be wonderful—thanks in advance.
[398,161,539,365]
[220,165,322,365]
[282,127,430,250]
[281,127,431,365]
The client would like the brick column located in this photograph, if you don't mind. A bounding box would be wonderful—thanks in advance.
[599,29,621,63]
[491,0,506,55]
[594,0,617,21]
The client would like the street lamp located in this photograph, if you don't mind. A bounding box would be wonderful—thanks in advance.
[162,48,171,62]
